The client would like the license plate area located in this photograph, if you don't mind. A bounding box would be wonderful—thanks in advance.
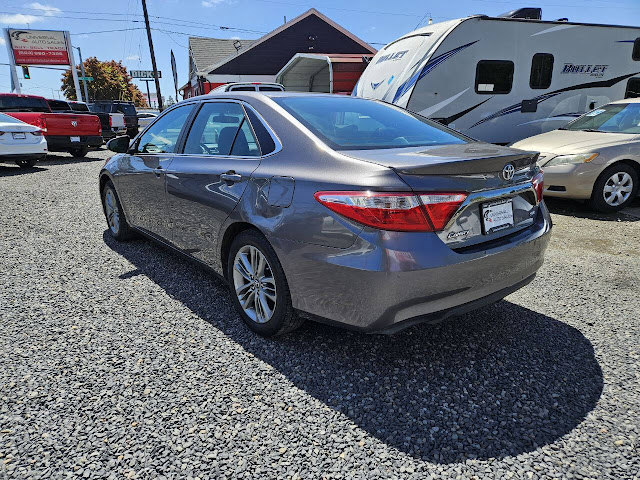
[481,198,514,234]
[12,132,26,140]
[70,136,81,142]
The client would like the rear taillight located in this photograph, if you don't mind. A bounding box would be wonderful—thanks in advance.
[109,115,113,127]
[314,191,467,232]
[532,171,544,203]
[419,193,468,230]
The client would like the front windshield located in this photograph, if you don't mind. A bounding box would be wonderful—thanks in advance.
[273,96,467,150]
[562,103,640,134]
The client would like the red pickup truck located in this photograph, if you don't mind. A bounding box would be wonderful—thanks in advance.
[0,93,102,157]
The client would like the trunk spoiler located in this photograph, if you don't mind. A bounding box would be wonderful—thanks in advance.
[393,151,539,176]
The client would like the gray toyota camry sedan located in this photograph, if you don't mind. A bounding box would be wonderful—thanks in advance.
[100,93,551,336]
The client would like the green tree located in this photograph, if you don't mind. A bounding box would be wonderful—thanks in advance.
[61,57,148,107]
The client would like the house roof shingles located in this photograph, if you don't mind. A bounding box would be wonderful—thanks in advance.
[188,37,256,75]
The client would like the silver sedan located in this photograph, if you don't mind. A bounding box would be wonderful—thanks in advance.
[100,93,551,336]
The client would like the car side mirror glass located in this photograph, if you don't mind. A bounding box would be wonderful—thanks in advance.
[106,135,131,153]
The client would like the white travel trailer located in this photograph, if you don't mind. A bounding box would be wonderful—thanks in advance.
[354,9,640,144]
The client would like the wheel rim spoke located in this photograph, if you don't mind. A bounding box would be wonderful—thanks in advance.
[232,244,277,324]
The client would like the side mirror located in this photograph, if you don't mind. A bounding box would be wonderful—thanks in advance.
[106,135,131,153]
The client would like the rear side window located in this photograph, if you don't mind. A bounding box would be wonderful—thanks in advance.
[70,103,89,112]
[183,102,259,156]
[530,53,554,89]
[475,60,514,94]
[625,78,640,98]
[48,99,70,111]
[137,104,194,154]
[245,108,276,155]
[258,86,283,92]
[633,38,640,61]
[229,86,256,91]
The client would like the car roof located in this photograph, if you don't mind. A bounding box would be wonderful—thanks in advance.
[201,91,357,100]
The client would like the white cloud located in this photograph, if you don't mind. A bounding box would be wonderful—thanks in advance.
[202,0,226,6]
[0,14,41,25]
[126,54,140,61]
[28,2,62,16]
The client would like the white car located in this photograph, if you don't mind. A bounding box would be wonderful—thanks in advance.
[0,113,47,169]
[210,82,285,93]
[137,112,158,129]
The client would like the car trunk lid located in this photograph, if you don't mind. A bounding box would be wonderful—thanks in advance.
[341,143,541,248]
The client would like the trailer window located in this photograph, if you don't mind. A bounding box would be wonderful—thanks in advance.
[633,38,640,61]
[475,60,514,94]
[625,78,640,98]
[530,53,554,89]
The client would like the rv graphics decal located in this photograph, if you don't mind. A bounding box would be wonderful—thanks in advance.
[561,64,608,77]
[392,41,479,103]
[470,71,640,128]
[376,50,409,64]
[370,80,384,90]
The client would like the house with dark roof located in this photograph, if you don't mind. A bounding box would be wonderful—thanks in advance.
[180,8,376,98]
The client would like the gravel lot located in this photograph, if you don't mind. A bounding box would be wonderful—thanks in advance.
[1,149,639,479]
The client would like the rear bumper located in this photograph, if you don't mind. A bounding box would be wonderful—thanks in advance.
[46,135,103,151]
[102,128,127,141]
[271,202,552,333]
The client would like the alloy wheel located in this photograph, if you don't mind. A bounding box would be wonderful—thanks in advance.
[232,245,277,324]
[603,172,633,206]
[104,188,120,235]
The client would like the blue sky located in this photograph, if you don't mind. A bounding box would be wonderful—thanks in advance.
[1,0,639,103]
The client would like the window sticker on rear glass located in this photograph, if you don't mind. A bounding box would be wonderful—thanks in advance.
[586,109,606,116]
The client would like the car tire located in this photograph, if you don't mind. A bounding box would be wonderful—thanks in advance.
[227,230,304,337]
[15,158,38,169]
[101,181,135,240]
[70,146,89,158]
[590,163,638,212]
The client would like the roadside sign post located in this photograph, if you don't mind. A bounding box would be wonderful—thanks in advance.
[75,46,90,103]
[131,71,162,109]
[64,31,83,103]
[3,28,21,94]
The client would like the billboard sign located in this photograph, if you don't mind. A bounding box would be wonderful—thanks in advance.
[8,29,70,65]
[131,70,162,79]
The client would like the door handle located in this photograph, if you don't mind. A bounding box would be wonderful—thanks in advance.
[220,171,242,183]
[153,165,163,176]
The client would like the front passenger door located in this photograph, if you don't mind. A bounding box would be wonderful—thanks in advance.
[115,104,194,239]
[166,101,262,265]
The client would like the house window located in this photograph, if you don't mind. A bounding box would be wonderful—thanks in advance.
[530,53,554,89]
[475,60,514,94]
[625,78,640,98]
[633,38,640,61]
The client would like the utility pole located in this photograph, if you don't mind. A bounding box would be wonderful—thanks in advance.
[141,0,163,111]
[74,46,90,103]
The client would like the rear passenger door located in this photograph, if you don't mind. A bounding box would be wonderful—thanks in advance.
[166,101,262,265]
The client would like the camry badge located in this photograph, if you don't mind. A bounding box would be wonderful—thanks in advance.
[502,163,515,181]
[71,121,78,127]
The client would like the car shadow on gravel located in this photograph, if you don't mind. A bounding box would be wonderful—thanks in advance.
[545,197,640,222]
[0,165,48,176]
[104,231,603,464]
[38,153,107,166]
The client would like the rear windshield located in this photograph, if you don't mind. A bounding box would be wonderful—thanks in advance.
[70,103,90,112]
[48,99,71,111]
[562,103,640,134]
[0,96,50,113]
[90,103,136,115]
[273,96,467,150]
[0,112,26,124]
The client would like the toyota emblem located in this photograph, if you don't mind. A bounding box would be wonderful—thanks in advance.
[502,163,515,181]
[71,121,78,127]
